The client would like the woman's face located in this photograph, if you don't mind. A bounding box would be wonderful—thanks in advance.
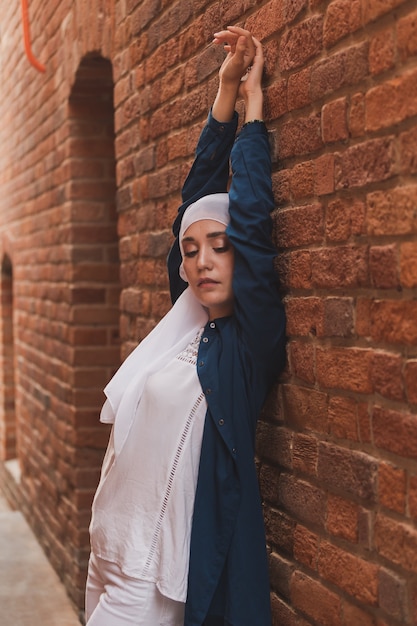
[182,219,234,320]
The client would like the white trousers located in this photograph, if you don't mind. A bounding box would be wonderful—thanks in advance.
[85,553,185,626]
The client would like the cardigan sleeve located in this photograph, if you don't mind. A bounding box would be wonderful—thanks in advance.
[167,111,238,304]
[227,121,286,379]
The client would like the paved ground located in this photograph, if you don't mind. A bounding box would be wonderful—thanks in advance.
[0,492,82,626]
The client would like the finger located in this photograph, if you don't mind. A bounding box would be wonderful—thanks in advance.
[252,36,263,53]
[226,25,252,38]
[213,30,239,44]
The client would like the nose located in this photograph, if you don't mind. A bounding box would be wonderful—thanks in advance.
[197,245,212,270]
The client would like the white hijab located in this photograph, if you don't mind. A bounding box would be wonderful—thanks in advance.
[101,193,230,455]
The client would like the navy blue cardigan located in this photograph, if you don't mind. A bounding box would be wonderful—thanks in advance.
[167,112,286,626]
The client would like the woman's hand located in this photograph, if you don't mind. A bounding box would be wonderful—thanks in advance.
[211,26,264,124]
[213,26,256,86]
[239,35,264,100]
[239,35,264,123]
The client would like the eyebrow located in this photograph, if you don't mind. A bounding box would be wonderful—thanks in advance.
[182,231,227,243]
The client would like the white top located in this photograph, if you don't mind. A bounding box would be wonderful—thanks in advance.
[89,328,207,602]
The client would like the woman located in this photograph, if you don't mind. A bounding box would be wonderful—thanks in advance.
[85,26,286,626]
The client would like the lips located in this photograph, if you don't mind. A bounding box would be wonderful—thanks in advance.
[197,278,218,287]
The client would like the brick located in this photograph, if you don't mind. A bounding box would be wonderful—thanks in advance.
[341,602,376,626]
[311,43,369,100]
[276,250,313,289]
[326,197,365,242]
[264,507,295,556]
[245,0,286,39]
[322,297,354,338]
[178,16,205,60]
[290,571,342,626]
[279,474,326,528]
[293,524,319,571]
[318,541,378,604]
[314,153,335,196]
[288,161,315,200]
[116,186,132,213]
[269,554,293,606]
[311,245,369,288]
[378,462,406,514]
[349,91,366,137]
[292,433,318,475]
[316,346,374,394]
[288,340,315,384]
[323,0,362,48]
[368,68,417,130]
[270,594,297,626]
[278,204,324,247]
[328,395,359,441]
[263,38,281,82]
[259,463,281,506]
[70,287,107,305]
[369,27,395,75]
[400,125,417,173]
[335,137,396,189]
[373,406,417,459]
[317,443,377,501]
[256,422,293,469]
[281,384,328,433]
[285,297,323,337]
[288,68,311,111]
[284,0,308,22]
[405,360,417,404]
[398,8,417,61]
[280,16,323,71]
[378,568,408,621]
[264,79,288,122]
[369,244,399,289]
[364,0,410,23]
[375,513,417,573]
[326,493,358,542]
[279,113,323,159]
[371,350,404,401]
[322,97,348,143]
[365,299,417,345]
[147,163,182,198]
[367,185,417,235]
[400,242,417,288]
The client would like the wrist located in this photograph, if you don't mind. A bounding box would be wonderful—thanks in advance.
[244,106,264,125]
[243,87,263,107]
[212,80,240,123]
[218,77,241,95]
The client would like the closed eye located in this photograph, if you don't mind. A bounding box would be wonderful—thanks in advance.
[183,249,198,258]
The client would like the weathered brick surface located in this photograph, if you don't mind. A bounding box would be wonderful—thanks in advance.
[0,0,416,623]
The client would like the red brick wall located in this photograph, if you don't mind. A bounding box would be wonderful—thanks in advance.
[0,0,416,623]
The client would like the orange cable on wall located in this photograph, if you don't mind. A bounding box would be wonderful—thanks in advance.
[20,0,45,72]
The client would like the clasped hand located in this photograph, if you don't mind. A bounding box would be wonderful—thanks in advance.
[213,26,264,98]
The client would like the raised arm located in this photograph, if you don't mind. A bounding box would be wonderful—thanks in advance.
[181,25,258,203]
[213,26,263,125]
[226,35,286,378]
[168,27,256,303]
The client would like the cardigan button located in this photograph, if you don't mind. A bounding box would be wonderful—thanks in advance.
[218,419,224,426]
[205,388,212,395]
[210,322,216,329]
[232,448,237,454]
[202,337,209,343]
[198,360,204,367]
